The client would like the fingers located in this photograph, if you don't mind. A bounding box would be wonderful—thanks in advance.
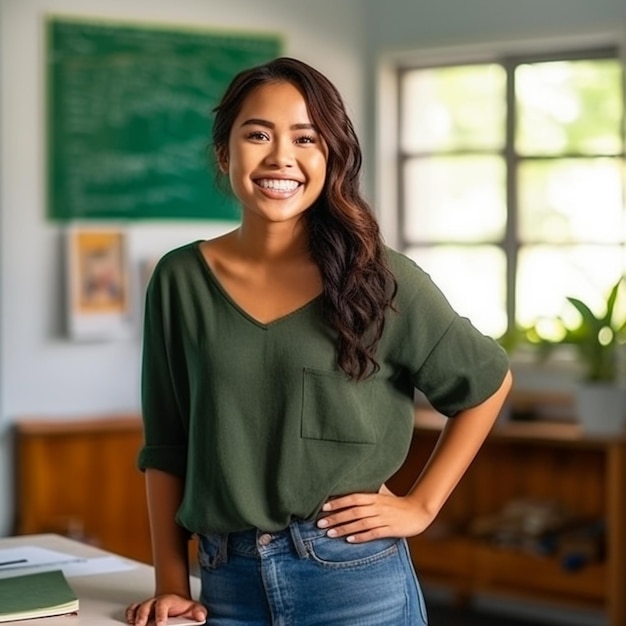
[318,504,378,532]
[154,601,171,626]
[329,519,389,543]
[191,604,207,622]
[125,596,207,626]
[322,492,376,513]
[125,603,139,624]
[136,601,158,626]
[193,605,209,621]
[126,599,155,626]
[319,492,386,528]
[318,491,428,542]
[318,493,390,542]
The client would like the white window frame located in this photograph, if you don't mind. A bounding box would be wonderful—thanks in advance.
[374,28,626,342]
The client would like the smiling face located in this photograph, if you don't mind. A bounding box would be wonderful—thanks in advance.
[218,81,328,226]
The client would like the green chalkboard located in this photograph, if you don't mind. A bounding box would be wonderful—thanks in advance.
[47,18,282,221]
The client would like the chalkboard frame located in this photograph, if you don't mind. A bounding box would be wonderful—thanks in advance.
[47,16,283,221]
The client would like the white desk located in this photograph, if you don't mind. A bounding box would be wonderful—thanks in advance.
[0,534,201,625]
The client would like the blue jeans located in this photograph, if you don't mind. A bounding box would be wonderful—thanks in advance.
[197,518,428,625]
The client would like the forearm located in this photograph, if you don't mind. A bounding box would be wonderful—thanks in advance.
[406,370,513,519]
[145,468,191,597]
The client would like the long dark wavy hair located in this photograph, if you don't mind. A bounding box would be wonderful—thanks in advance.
[212,57,397,380]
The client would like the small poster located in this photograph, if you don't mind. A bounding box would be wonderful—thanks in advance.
[66,228,132,340]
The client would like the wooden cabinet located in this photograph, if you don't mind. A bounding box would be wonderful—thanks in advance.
[13,415,153,564]
[13,409,626,625]
[388,409,626,626]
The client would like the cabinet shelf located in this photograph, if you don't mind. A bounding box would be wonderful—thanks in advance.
[389,408,626,626]
[409,534,605,605]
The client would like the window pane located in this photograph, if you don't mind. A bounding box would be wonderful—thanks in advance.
[517,245,625,326]
[406,246,507,337]
[401,64,506,152]
[403,156,506,242]
[518,157,625,243]
[516,59,623,156]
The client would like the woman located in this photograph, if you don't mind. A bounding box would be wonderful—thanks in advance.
[126,56,512,626]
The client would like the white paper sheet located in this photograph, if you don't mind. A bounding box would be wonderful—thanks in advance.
[60,555,138,577]
[0,545,138,579]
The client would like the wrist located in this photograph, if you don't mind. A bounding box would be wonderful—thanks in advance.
[154,570,191,598]
[405,488,443,522]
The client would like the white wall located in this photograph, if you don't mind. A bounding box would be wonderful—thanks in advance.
[363,0,626,50]
[0,0,365,535]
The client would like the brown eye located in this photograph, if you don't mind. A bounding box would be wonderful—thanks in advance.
[248,131,270,141]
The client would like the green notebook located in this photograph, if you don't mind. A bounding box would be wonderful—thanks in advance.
[0,569,78,622]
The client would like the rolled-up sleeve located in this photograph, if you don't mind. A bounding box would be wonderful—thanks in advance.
[387,251,510,417]
[411,315,510,417]
[137,263,189,477]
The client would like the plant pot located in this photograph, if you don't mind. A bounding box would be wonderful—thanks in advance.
[574,383,626,435]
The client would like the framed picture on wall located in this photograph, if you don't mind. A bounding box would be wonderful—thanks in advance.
[66,227,132,340]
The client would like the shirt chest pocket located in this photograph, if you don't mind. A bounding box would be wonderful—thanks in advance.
[301,367,378,444]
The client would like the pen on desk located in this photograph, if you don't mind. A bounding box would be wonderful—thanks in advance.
[0,559,28,567]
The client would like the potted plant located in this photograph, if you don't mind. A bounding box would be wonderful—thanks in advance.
[526,277,626,434]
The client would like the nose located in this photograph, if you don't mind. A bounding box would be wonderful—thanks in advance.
[266,136,294,168]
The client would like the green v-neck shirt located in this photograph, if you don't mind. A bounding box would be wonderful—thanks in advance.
[138,242,509,534]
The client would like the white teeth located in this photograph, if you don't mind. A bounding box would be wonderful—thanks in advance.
[257,179,299,192]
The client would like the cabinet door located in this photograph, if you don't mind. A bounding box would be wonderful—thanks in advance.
[16,417,152,563]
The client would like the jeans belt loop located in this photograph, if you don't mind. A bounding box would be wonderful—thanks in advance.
[218,532,229,564]
[288,520,309,559]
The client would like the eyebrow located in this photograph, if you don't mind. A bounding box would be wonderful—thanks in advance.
[240,118,318,132]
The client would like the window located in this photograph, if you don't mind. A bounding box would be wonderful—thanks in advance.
[398,49,625,339]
